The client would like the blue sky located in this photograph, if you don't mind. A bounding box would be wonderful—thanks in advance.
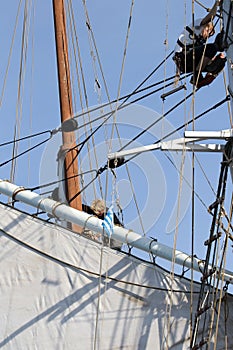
[0,1,232,285]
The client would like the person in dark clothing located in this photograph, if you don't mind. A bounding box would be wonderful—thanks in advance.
[173,0,226,88]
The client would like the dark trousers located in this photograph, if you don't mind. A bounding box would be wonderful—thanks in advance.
[178,43,217,73]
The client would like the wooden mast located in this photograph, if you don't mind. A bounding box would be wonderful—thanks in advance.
[52,0,82,220]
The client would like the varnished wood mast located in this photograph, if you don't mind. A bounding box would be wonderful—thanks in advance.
[52,0,82,217]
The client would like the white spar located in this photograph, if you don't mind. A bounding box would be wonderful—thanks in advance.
[0,178,232,284]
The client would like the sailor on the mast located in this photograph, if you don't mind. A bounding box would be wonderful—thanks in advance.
[173,0,226,88]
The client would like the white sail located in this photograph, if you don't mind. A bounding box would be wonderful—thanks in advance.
[0,1,233,349]
[0,202,233,349]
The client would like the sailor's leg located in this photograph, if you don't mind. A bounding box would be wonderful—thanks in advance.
[190,44,218,87]
[195,44,218,72]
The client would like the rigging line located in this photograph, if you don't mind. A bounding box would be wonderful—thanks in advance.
[223,69,233,127]
[27,0,36,187]
[60,40,174,188]
[68,79,182,154]
[124,94,230,165]
[0,0,23,107]
[68,0,99,200]
[83,0,144,230]
[0,225,198,293]
[164,152,209,211]
[73,76,188,131]
[81,0,111,200]
[219,2,233,128]
[107,0,147,236]
[162,3,175,345]
[71,51,175,149]
[183,0,194,339]
[214,197,233,343]
[109,0,135,149]
[209,216,231,349]
[61,16,175,175]
[11,0,31,184]
[115,129,147,235]
[191,156,229,347]
[208,186,229,292]
[72,72,186,121]
[190,2,196,344]
[220,208,233,235]
[0,74,188,152]
[195,155,217,196]
[0,72,186,151]
[82,0,138,213]
[122,99,228,244]
[194,0,208,11]
[67,2,94,205]
[95,82,193,149]
[94,246,104,350]
[67,98,229,235]
[195,0,222,20]
[79,0,154,238]
[83,4,113,106]
[0,136,51,168]
[28,169,98,192]
[131,50,174,95]
[214,244,231,345]
[165,149,186,349]
[161,0,169,170]
[67,164,108,204]
[81,2,133,238]
[119,90,195,155]
[0,130,53,147]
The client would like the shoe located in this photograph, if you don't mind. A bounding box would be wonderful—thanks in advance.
[190,72,216,88]
[195,73,216,88]
[190,73,204,86]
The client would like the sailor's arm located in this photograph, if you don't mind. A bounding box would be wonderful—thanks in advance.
[200,0,222,25]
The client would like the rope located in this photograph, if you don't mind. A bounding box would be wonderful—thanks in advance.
[109,0,135,152]
[119,90,195,155]
[28,169,97,192]
[70,51,175,148]
[63,94,229,204]
[211,193,233,349]
[194,0,208,11]
[124,94,229,165]
[195,156,217,196]
[68,6,174,236]
[191,151,230,347]
[71,75,188,134]
[81,0,107,200]
[0,224,200,293]
[0,74,189,155]
[10,1,31,184]
[0,129,53,147]
[82,1,141,236]
[0,136,52,168]
[190,1,196,342]
[162,3,177,347]
[107,0,147,267]
[71,72,186,122]
[67,0,98,201]
[58,92,228,204]
[164,152,209,211]
[0,0,23,107]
